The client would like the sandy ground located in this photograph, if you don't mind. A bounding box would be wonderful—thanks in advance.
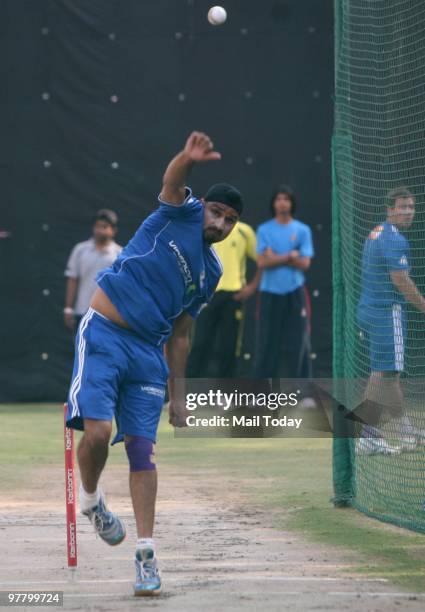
[0,464,424,611]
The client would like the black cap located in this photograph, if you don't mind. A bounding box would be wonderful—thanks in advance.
[204,183,243,215]
[94,209,118,226]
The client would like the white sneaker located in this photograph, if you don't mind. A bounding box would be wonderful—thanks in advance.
[356,438,376,455]
[82,493,126,546]
[134,548,161,596]
[374,438,401,455]
[356,437,401,456]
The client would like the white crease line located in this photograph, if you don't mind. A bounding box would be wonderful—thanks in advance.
[0,576,389,586]
[5,538,103,543]
[0,589,420,600]
[328,592,425,598]
[101,557,355,566]
[0,563,356,571]
[62,591,425,599]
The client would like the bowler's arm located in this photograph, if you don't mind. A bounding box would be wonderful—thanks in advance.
[160,132,221,205]
[164,312,194,426]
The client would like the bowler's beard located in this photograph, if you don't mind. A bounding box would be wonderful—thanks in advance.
[203,228,224,244]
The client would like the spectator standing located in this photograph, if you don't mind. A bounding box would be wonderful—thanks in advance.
[255,185,314,378]
[64,209,121,329]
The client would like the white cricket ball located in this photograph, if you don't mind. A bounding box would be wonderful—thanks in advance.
[208,6,227,26]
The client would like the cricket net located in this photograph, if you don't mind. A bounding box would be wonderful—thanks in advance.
[332,0,425,532]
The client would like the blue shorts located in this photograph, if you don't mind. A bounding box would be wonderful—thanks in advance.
[66,308,169,443]
[357,304,406,372]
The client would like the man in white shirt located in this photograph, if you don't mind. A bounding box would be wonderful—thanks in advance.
[64,209,122,329]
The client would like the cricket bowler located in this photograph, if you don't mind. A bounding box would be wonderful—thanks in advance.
[65,132,243,595]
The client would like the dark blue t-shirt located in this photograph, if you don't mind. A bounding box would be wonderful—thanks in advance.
[359,221,410,308]
[97,188,222,346]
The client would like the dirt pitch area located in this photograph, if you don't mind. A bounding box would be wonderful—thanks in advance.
[0,463,424,611]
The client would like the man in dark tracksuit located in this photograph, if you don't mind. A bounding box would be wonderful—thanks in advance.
[254,185,314,378]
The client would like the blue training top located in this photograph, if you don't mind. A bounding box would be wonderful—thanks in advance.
[97,188,223,346]
[256,219,314,295]
[359,221,410,308]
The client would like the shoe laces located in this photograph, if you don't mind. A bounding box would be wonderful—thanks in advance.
[91,501,114,532]
[136,551,158,581]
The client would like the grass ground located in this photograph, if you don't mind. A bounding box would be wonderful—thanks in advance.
[1,403,424,592]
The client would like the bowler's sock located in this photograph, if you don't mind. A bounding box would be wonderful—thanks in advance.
[79,484,100,513]
[137,537,155,555]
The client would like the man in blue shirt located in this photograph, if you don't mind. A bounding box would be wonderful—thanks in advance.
[357,186,425,456]
[65,132,242,595]
[254,185,314,378]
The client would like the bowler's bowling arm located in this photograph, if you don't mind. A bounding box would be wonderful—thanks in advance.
[160,150,195,206]
[160,131,221,205]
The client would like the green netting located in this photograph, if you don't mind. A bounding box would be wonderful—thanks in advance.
[333,0,425,532]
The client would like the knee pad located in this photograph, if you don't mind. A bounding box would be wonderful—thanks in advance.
[125,436,156,472]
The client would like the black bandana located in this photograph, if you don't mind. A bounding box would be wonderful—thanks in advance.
[204,183,243,215]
